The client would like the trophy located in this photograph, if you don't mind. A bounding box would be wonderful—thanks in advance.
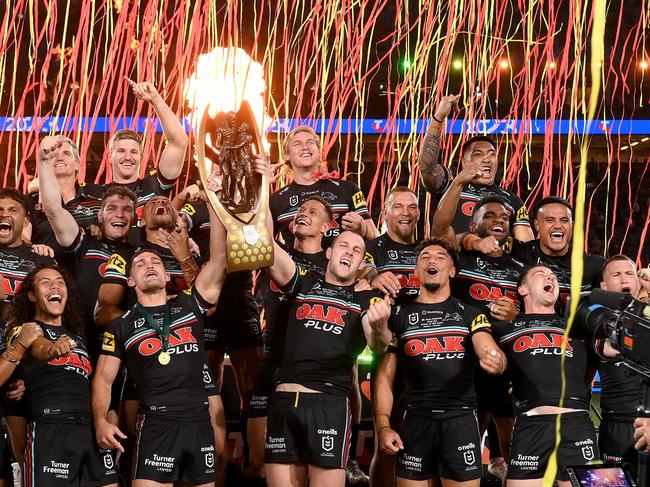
[196,101,274,272]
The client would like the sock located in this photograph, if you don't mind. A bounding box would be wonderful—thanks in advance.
[240,412,250,468]
[349,423,361,461]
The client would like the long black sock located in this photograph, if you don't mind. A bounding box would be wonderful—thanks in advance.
[349,423,361,461]
[240,412,250,468]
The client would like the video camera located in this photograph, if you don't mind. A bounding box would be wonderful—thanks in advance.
[569,289,650,380]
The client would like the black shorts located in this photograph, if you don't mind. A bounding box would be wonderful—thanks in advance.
[599,415,636,464]
[508,411,599,481]
[204,289,262,351]
[133,413,215,483]
[0,427,13,481]
[265,392,351,468]
[23,419,118,487]
[396,407,481,482]
[248,359,277,418]
[475,368,513,417]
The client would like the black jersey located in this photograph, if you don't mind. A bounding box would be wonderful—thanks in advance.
[263,249,327,363]
[61,231,134,354]
[18,322,92,421]
[511,240,605,311]
[30,184,102,248]
[276,269,376,395]
[452,250,525,314]
[101,289,213,419]
[388,297,491,409]
[0,243,55,318]
[437,180,529,234]
[492,313,590,414]
[180,200,253,291]
[270,178,371,249]
[364,234,419,298]
[598,361,641,416]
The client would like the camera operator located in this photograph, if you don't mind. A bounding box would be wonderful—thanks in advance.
[598,255,644,464]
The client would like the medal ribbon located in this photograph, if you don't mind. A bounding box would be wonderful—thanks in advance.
[134,304,171,353]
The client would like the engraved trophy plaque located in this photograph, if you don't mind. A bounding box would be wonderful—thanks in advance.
[196,101,274,272]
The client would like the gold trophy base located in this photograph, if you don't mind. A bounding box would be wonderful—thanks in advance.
[220,210,274,272]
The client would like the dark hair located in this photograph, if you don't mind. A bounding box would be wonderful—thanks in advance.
[461,135,497,158]
[530,197,573,221]
[415,237,459,268]
[516,264,554,292]
[471,195,507,220]
[0,188,29,216]
[303,195,333,221]
[602,254,637,274]
[128,248,164,276]
[330,229,366,249]
[101,185,138,211]
[3,264,85,337]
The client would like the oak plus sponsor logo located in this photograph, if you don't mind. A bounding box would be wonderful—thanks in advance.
[138,326,199,357]
[43,461,70,479]
[296,303,347,335]
[404,333,466,361]
[512,332,573,357]
[144,454,175,472]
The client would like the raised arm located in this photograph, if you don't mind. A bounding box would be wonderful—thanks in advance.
[92,355,127,452]
[129,80,188,181]
[373,352,403,454]
[95,283,126,328]
[417,95,459,194]
[361,295,392,353]
[37,136,80,247]
[193,204,227,304]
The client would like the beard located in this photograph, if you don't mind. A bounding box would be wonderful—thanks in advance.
[147,215,176,231]
[422,282,441,292]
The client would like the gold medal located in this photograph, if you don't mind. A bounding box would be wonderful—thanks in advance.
[158,351,171,365]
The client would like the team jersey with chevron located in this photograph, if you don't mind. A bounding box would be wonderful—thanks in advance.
[492,313,590,414]
[17,322,92,421]
[101,288,213,419]
[446,182,529,234]
[276,269,378,395]
[30,184,102,249]
[364,233,420,298]
[387,297,491,409]
[270,178,371,249]
[61,231,134,349]
[0,243,54,317]
[451,250,525,314]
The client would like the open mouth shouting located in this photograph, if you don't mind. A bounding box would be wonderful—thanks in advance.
[46,293,63,303]
[299,150,313,161]
[489,223,506,238]
[0,220,13,239]
[426,266,439,277]
[549,231,565,244]
[295,215,310,227]
[480,164,493,179]
[339,257,352,268]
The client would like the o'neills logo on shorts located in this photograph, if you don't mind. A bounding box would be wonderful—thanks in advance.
[512,333,573,357]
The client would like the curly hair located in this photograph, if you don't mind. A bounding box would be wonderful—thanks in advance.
[2,264,86,338]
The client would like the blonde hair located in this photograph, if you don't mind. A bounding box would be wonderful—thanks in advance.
[109,129,143,155]
[282,125,321,163]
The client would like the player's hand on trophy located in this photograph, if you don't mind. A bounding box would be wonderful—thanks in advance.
[125,78,161,103]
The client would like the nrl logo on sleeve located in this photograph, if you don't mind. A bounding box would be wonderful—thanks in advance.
[102,332,115,352]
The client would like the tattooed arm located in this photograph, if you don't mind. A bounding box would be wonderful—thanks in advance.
[417,95,460,194]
